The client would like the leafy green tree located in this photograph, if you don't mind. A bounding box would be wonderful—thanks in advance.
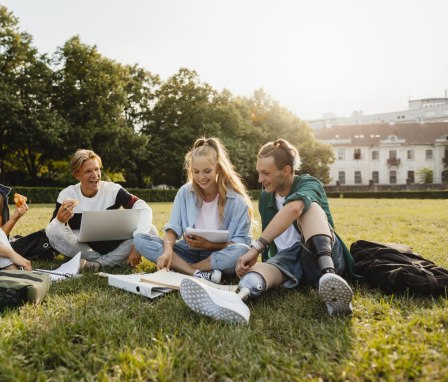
[416,167,433,184]
[121,65,160,187]
[52,36,132,169]
[243,89,334,185]
[0,5,68,182]
[144,68,218,187]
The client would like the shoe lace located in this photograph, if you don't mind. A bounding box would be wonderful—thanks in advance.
[196,270,212,281]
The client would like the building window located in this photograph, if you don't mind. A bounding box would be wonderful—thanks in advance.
[442,170,448,183]
[372,171,379,184]
[407,150,415,160]
[354,171,362,184]
[338,171,345,184]
[407,171,415,184]
[337,148,345,161]
[426,149,433,160]
[372,151,379,160]
[390,170,397,184]
[354,148,361,160]
[389,150,397,160]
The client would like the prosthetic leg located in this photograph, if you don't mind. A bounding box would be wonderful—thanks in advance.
[299,202,353,315]
[237,263,284,300]
[180,263,284,325]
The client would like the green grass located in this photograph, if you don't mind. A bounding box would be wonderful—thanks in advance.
[1,199,448,381]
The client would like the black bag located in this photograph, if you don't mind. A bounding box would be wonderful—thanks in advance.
[0,270,50,310]
[10,229,58,260]
[351,240,448,295]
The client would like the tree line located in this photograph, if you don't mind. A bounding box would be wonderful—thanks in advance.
[0,5,334,189]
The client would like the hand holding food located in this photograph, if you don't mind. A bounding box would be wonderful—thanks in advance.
[14,193,27,207]
[56,199,79,223]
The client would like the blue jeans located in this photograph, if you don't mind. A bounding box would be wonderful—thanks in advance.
[134,233,250,274]
[266,237,345,288]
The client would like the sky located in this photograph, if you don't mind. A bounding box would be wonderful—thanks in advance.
[2,0,448,120]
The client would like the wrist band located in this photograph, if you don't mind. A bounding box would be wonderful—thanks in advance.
[250,240,265,253]
[258,236,269,247]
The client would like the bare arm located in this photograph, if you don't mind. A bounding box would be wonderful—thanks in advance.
[1,203,29,235]
[156,229,178,270]
[0,242,32,271]
[259,200,304,243]
[236,200,304,277]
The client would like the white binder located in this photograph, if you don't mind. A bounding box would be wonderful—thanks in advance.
[108,273,172,299]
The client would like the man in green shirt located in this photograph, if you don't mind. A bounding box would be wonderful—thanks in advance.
[180,139,354,324]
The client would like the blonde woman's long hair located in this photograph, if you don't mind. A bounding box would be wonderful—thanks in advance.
[184,137,254,225]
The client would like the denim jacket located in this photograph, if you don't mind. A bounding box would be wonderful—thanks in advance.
[164,183,252,245]
[0,184,11,228]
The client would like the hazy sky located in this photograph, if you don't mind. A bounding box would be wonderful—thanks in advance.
[3,0,448,120]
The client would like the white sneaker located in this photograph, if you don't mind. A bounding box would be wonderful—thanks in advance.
[194,269,222,284]
[180,278,250,324]
[318,273,353,316]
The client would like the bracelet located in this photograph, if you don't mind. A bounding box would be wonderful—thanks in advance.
[163,240,173,245]
[258,236,269,248]
[250,239,265,254]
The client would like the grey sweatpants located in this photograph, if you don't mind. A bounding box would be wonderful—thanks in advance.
[46,219,157,267]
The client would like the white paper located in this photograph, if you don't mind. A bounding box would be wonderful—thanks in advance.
[185,227,229,243]
[34,252,82,282]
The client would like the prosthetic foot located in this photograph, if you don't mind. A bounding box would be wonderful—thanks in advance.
[237,262,283,300]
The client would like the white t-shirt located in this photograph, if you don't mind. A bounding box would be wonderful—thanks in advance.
[273,193,301,251]
[0,228,13,268]
[54,181,152,235]
[195,196,219,230]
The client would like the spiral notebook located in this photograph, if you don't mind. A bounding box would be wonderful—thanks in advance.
[34,252,83,282]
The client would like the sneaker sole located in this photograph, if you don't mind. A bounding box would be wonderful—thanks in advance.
[180,278,249,324]
[318,274,353,315]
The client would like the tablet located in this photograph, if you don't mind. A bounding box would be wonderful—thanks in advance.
[185,227,229,243]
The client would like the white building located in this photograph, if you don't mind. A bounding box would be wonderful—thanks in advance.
[309,98,448,129]
[315,122,448,186]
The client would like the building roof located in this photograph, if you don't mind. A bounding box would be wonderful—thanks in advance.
[314,122,448,146]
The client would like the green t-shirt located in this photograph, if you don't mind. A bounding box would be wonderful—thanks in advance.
[258,174,358,279]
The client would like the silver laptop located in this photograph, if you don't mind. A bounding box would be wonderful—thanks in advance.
[73,209,142,242]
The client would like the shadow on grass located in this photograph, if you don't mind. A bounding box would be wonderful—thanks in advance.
[0,264,358,380]
[12,262,446,380]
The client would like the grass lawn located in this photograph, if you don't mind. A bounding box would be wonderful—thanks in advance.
[1,199,448,381]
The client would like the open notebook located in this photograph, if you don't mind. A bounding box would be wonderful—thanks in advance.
[140,269,238,292]
[34,252,83,282]
[107,269,238,300]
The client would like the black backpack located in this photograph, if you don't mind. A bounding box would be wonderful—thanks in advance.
[10,230,58,260]
[350,240,448,295]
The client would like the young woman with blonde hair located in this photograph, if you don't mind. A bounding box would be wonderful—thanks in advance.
[134,137,253,283]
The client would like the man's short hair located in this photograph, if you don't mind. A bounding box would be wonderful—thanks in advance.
[258,139,301,171]
[70,149,102,176]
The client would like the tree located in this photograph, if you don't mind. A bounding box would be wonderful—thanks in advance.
[144,68,218,187]
[53,36,143,175]
[0,5,68,182]
[416,167,433,184]
[121,65,160,187]
[242,89,334,185]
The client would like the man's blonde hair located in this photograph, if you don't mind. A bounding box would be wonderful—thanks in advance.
[70,149,102,176]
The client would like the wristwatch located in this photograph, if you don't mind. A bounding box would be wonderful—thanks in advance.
[250,239,265,253]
